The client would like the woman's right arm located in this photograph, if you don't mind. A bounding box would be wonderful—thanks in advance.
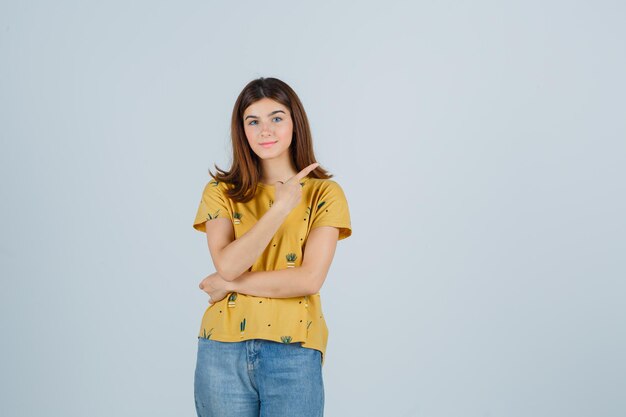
[205,201,291,281]
[204,163,319,281]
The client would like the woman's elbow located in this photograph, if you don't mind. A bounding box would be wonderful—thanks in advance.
[216,265,237,282]
[213,257,236,281]
[212,251,240,281]
[307,269,326,295]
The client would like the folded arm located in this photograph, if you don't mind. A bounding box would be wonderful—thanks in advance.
[217,226,340,298]
[224,267,313,298]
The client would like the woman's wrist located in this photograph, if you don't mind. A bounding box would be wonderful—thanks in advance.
[269,200,291,217]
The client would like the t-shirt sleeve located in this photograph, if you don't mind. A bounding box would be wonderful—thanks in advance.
[310,180,352,240]
[193,179,231,233]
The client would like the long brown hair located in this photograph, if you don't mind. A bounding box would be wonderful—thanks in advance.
[208,77,333,203]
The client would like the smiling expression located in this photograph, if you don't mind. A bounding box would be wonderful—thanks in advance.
[243,97,294,160]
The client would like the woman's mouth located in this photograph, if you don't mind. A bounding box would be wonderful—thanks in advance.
[260,141,277,148]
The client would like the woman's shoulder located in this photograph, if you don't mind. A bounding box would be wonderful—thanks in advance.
[305,176,344,190]
[200,176,237,202]
[206,176,236,190]
[305,175,341,184]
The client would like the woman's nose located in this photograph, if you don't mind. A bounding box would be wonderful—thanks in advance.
[260,122,272,133]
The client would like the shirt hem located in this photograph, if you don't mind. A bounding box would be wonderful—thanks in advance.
[197,332,327,366]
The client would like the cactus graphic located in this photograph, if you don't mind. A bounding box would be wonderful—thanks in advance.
[233,211,242,225]
[210,180,220,187]
[201,327,214,339]
[206,208,221,220]
[240,318,247,337]
[286,253,297,268]
[317,201,326,210]
[281,336,292,343]
[305,206,311,220]
[306,321,312,330]
[228,293,237,308]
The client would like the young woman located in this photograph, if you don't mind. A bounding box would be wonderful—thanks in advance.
[192,77,352,417]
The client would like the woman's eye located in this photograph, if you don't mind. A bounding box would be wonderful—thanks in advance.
[248,117,282,126]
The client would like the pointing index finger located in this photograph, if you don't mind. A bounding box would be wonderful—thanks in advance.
[291,163,320,183]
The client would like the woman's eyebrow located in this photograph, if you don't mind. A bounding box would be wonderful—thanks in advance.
[244,110,286,120]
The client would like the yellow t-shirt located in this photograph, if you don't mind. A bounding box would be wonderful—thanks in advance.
[192,174,352,365]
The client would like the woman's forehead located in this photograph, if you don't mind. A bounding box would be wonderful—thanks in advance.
[244,98,289,116]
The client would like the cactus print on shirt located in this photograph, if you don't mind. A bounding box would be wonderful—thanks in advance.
[192,175,352,366]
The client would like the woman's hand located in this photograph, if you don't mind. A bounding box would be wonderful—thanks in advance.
[199,272,233,305]
[273,163,320,214]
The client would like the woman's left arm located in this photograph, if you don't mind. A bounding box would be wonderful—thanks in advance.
[199,226,339,300]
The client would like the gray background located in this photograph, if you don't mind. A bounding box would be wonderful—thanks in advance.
[1,1,625,416]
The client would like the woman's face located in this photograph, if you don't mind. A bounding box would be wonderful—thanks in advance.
[243,98,293,160]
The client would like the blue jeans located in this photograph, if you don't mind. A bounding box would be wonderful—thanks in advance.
[194,337,325,417]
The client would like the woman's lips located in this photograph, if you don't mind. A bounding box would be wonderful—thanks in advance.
[260,141,277,148]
